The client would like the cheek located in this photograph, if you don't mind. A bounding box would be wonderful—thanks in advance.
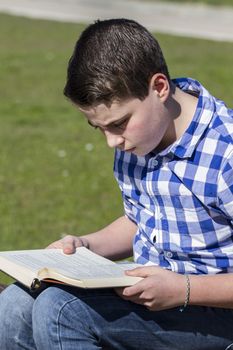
[126,122,144,139]
[130,119,154,137]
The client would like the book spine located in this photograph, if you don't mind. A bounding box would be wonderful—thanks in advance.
[30,278,41,291]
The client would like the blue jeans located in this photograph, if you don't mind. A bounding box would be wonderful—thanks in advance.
[0,283,233,350]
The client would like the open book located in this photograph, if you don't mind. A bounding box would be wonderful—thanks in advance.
[0,247,142,290]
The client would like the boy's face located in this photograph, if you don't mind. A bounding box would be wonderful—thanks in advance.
[79,80,172,156]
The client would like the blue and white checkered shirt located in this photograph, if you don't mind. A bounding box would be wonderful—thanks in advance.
[114,78,233,275]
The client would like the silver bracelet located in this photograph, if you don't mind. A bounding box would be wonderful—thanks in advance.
[179,274,190,312]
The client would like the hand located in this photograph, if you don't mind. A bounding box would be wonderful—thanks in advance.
[46,235,89,254]
[115,266,186,311]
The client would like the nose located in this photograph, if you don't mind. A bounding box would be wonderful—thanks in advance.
[103,130,124,148]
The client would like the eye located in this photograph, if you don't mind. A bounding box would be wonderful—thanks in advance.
[112,119,128,130]
[87,121,99,130]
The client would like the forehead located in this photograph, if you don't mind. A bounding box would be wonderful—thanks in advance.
[78,98,139,125]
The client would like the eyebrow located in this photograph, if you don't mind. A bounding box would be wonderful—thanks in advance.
[88,114,131,129]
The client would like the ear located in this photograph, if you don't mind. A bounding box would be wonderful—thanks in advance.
[149,73,170,102]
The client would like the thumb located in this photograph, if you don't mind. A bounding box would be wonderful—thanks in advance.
[126,266,159,277]
[125,267,150,278]
[62,236,76,254]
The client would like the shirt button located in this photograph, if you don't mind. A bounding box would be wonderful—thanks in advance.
[152,159,158,167]
[165,251,173,258]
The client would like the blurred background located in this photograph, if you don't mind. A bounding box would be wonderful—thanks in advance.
[0,0,232,283]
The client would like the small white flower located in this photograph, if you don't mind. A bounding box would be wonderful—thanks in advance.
[58,149,67,158]
[85,143,94,152]
[62,170,69,177]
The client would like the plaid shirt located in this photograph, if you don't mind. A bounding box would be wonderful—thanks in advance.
[114,78,233,275]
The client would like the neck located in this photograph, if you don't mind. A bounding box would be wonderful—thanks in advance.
[173,85,198,139]
[157,83,198,151]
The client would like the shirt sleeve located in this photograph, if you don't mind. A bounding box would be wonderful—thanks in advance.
[217,151,233,223]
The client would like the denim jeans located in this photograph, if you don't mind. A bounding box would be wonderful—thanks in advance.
[0,283,233,350]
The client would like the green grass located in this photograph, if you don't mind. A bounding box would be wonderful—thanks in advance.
[0,14,233,283]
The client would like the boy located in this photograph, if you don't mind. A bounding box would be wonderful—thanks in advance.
[0,18,233,350]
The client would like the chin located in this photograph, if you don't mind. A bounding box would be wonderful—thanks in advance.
[135,148,155,157]
[131,149,146,156]
[121,147,150,157]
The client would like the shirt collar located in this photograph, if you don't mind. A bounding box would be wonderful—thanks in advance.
[158,77,215,159]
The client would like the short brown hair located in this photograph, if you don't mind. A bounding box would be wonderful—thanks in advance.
[64,18,170,107]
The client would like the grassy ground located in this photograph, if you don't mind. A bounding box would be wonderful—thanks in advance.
[139,0,233,6]
[0,14,233,283]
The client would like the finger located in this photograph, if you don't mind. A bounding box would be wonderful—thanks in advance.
[125,267,150,278]
[126,266,160,277]
[125,267,147,277]
[114,287,125,298]
[115,288,144,304]
[115,287,141,300]
[62,235,77,254]
[46,236,83,252]
[122,281,145,297]
[46,240,63,249]
[75,237,88,249]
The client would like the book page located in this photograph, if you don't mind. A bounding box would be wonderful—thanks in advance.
[117,261,141,271]
[0,248,129,280]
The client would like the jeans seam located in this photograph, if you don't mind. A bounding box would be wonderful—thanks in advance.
[56,296,78,350]
[56,296,100,349]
